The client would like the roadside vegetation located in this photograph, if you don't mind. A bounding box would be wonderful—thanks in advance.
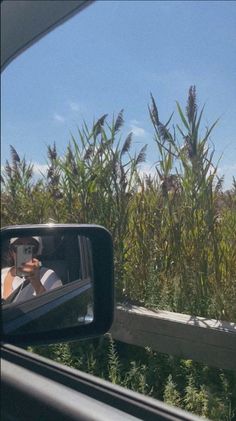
[2,87,236,419]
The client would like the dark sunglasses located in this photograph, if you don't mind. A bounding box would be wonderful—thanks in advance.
[11,244,39,254]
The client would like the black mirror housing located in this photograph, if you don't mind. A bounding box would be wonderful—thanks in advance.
[1,224,114,346]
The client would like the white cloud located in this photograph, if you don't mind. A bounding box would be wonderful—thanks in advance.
[33,163,48,177]
[218,163,236,189]
[138,162,156,178]
[53,113,65,123]
[129,120,147,138]
[130,119,140,125]
[132,126,146,137]
[1,163,48,181]
[69,101,81,112]
[218,163,236,174]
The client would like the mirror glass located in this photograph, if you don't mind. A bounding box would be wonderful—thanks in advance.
[1,232,94,335]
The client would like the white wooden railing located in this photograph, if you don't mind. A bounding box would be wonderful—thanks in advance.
[110,305,236,371]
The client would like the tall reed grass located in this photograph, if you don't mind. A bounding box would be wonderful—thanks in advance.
[2,87,236,420]
[2,87,236,320]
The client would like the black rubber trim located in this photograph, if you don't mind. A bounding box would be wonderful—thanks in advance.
[1,1,94,71]
[1,344,203,421]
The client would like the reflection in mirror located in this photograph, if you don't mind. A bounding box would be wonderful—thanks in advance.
[1,233,94,334]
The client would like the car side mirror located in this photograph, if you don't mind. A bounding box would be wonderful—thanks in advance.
[1,224,114,346]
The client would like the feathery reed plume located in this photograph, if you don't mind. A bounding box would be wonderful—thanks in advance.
[5,160,12,177]
[136,145,147,165]
[114,109,124,132]
[93,114,108,136]
[149,94,172,144]
[160,174,180,197]
[47,166,54,179]
[65,144,78,175]
[145,174,153,189]
[184,134,196,159]
[150,92,159,125]
[66,144,74,164]
[186,85,197,124]
[84,145,94,160]
[121,133,132,156]
[10,145,20,166]
[47,142,57,160]
[215,176,224,194]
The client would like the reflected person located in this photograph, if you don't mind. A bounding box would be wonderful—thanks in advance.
[1,236,62,303]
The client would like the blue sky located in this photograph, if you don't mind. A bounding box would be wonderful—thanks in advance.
[1,0,236,188]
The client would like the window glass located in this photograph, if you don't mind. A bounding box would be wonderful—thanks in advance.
[1,2,236,419]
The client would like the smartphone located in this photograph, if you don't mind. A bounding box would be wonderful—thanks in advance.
[16,245,33,277]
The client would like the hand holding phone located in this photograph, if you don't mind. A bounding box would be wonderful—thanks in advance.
[16,245,33,277]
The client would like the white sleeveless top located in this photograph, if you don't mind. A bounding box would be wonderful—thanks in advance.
[1,267,62,303]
